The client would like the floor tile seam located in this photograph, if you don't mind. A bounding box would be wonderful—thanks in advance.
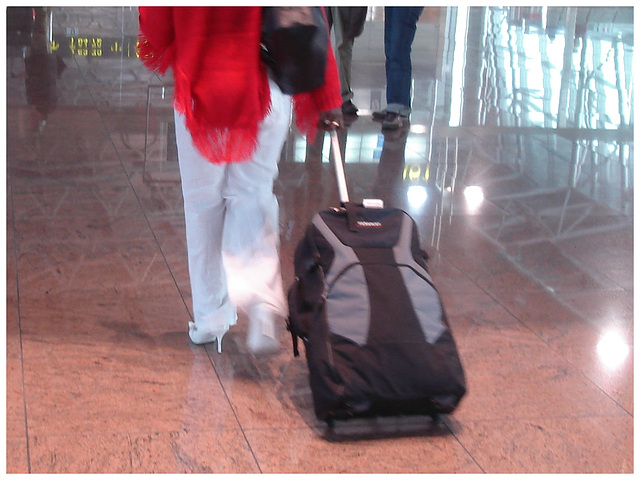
[470,227,612,293]
[25,426,253,440]
[453,357,632,418]
[17,346,206,362]
[11,211,149,220]
[451,412,634,425]
[463,285,615,366]
[240,425,324,434]
[239,421,487,473]
[240,421,477,438]
[494,281,632,340]
[12,267,181,295]
[25,429,256,474]
[456,338,635,354]
[454,322,600,355]
[16,290,187,309]
[12,246,179,268]
[552,246,634,292]
[8,203,150,221]
[472,255,608,347]
[8,178,144,193]
[546,284,633,295]
[435,248,548,290]
[6,171,35,474]
[238,427,486,473]
[539,342,635,417]
[10,212,151,223]
[444,425,487,474]
[143,210,185,220]
[67,54,191,321]
[15,291,189,304]
[18,360,208,378]
[428,253,565,338]
[12,278,189,299]
[21,412,632,441]
[204,348,264,474]
[20,296,186,316]
[436,249,554,312]
[429,251,502,295]
[490,222,633,251]
[548,294,634,327]
[11,236,173,251]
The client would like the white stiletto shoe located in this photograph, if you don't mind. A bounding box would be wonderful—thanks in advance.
[246,304,280,356]
[188,321,229,353]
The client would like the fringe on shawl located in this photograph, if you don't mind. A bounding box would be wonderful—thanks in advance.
[292,92,319,145]
[137,35,174,76]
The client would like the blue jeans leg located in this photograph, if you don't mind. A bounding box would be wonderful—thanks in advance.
[384,6,424,115]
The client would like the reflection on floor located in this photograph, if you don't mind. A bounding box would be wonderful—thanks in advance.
[5,6,633,474]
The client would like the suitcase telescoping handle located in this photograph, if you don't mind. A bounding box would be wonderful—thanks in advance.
[329,129,350,204]
[330,129,361,232]
[329,129,384,211]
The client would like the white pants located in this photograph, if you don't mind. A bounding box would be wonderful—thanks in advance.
[174,79,292,335]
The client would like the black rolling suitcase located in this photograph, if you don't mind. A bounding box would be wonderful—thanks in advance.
[287,130,466,426]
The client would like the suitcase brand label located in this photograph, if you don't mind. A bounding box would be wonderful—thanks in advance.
[356,220,382,228]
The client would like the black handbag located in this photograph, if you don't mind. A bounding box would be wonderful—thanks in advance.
[260,6,328,95]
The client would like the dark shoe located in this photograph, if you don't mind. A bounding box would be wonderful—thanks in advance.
[342,100,359,116]
[381,112,409,131]
[372,109,388,122]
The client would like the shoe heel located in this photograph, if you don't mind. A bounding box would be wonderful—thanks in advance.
[215,331,225,354]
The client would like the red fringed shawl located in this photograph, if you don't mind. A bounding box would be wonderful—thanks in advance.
[138,6,342,164]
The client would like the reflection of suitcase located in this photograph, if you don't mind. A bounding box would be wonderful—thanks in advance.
[287,130,466,426]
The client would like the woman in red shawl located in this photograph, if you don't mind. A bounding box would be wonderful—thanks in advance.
[138,7,343,355]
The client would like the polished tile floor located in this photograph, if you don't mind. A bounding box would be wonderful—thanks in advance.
[5,6,634,474]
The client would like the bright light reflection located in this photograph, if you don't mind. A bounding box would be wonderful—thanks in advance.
[407,185,428,209]
[463,185,484,213]
[596,331,629,369]
[449,6,469,126]
[410,124,427,134]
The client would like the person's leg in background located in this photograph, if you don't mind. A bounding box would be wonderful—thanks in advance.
[329,7,357,115]
[328,7,368,117]
[376,6,424,130]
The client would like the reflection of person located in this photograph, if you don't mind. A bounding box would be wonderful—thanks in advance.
[24,7,66,133]
[326,7,368,117]
[7,7,35,47]
[373,128,410,207]
[373,7,424,131]
[138,7,343,355]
